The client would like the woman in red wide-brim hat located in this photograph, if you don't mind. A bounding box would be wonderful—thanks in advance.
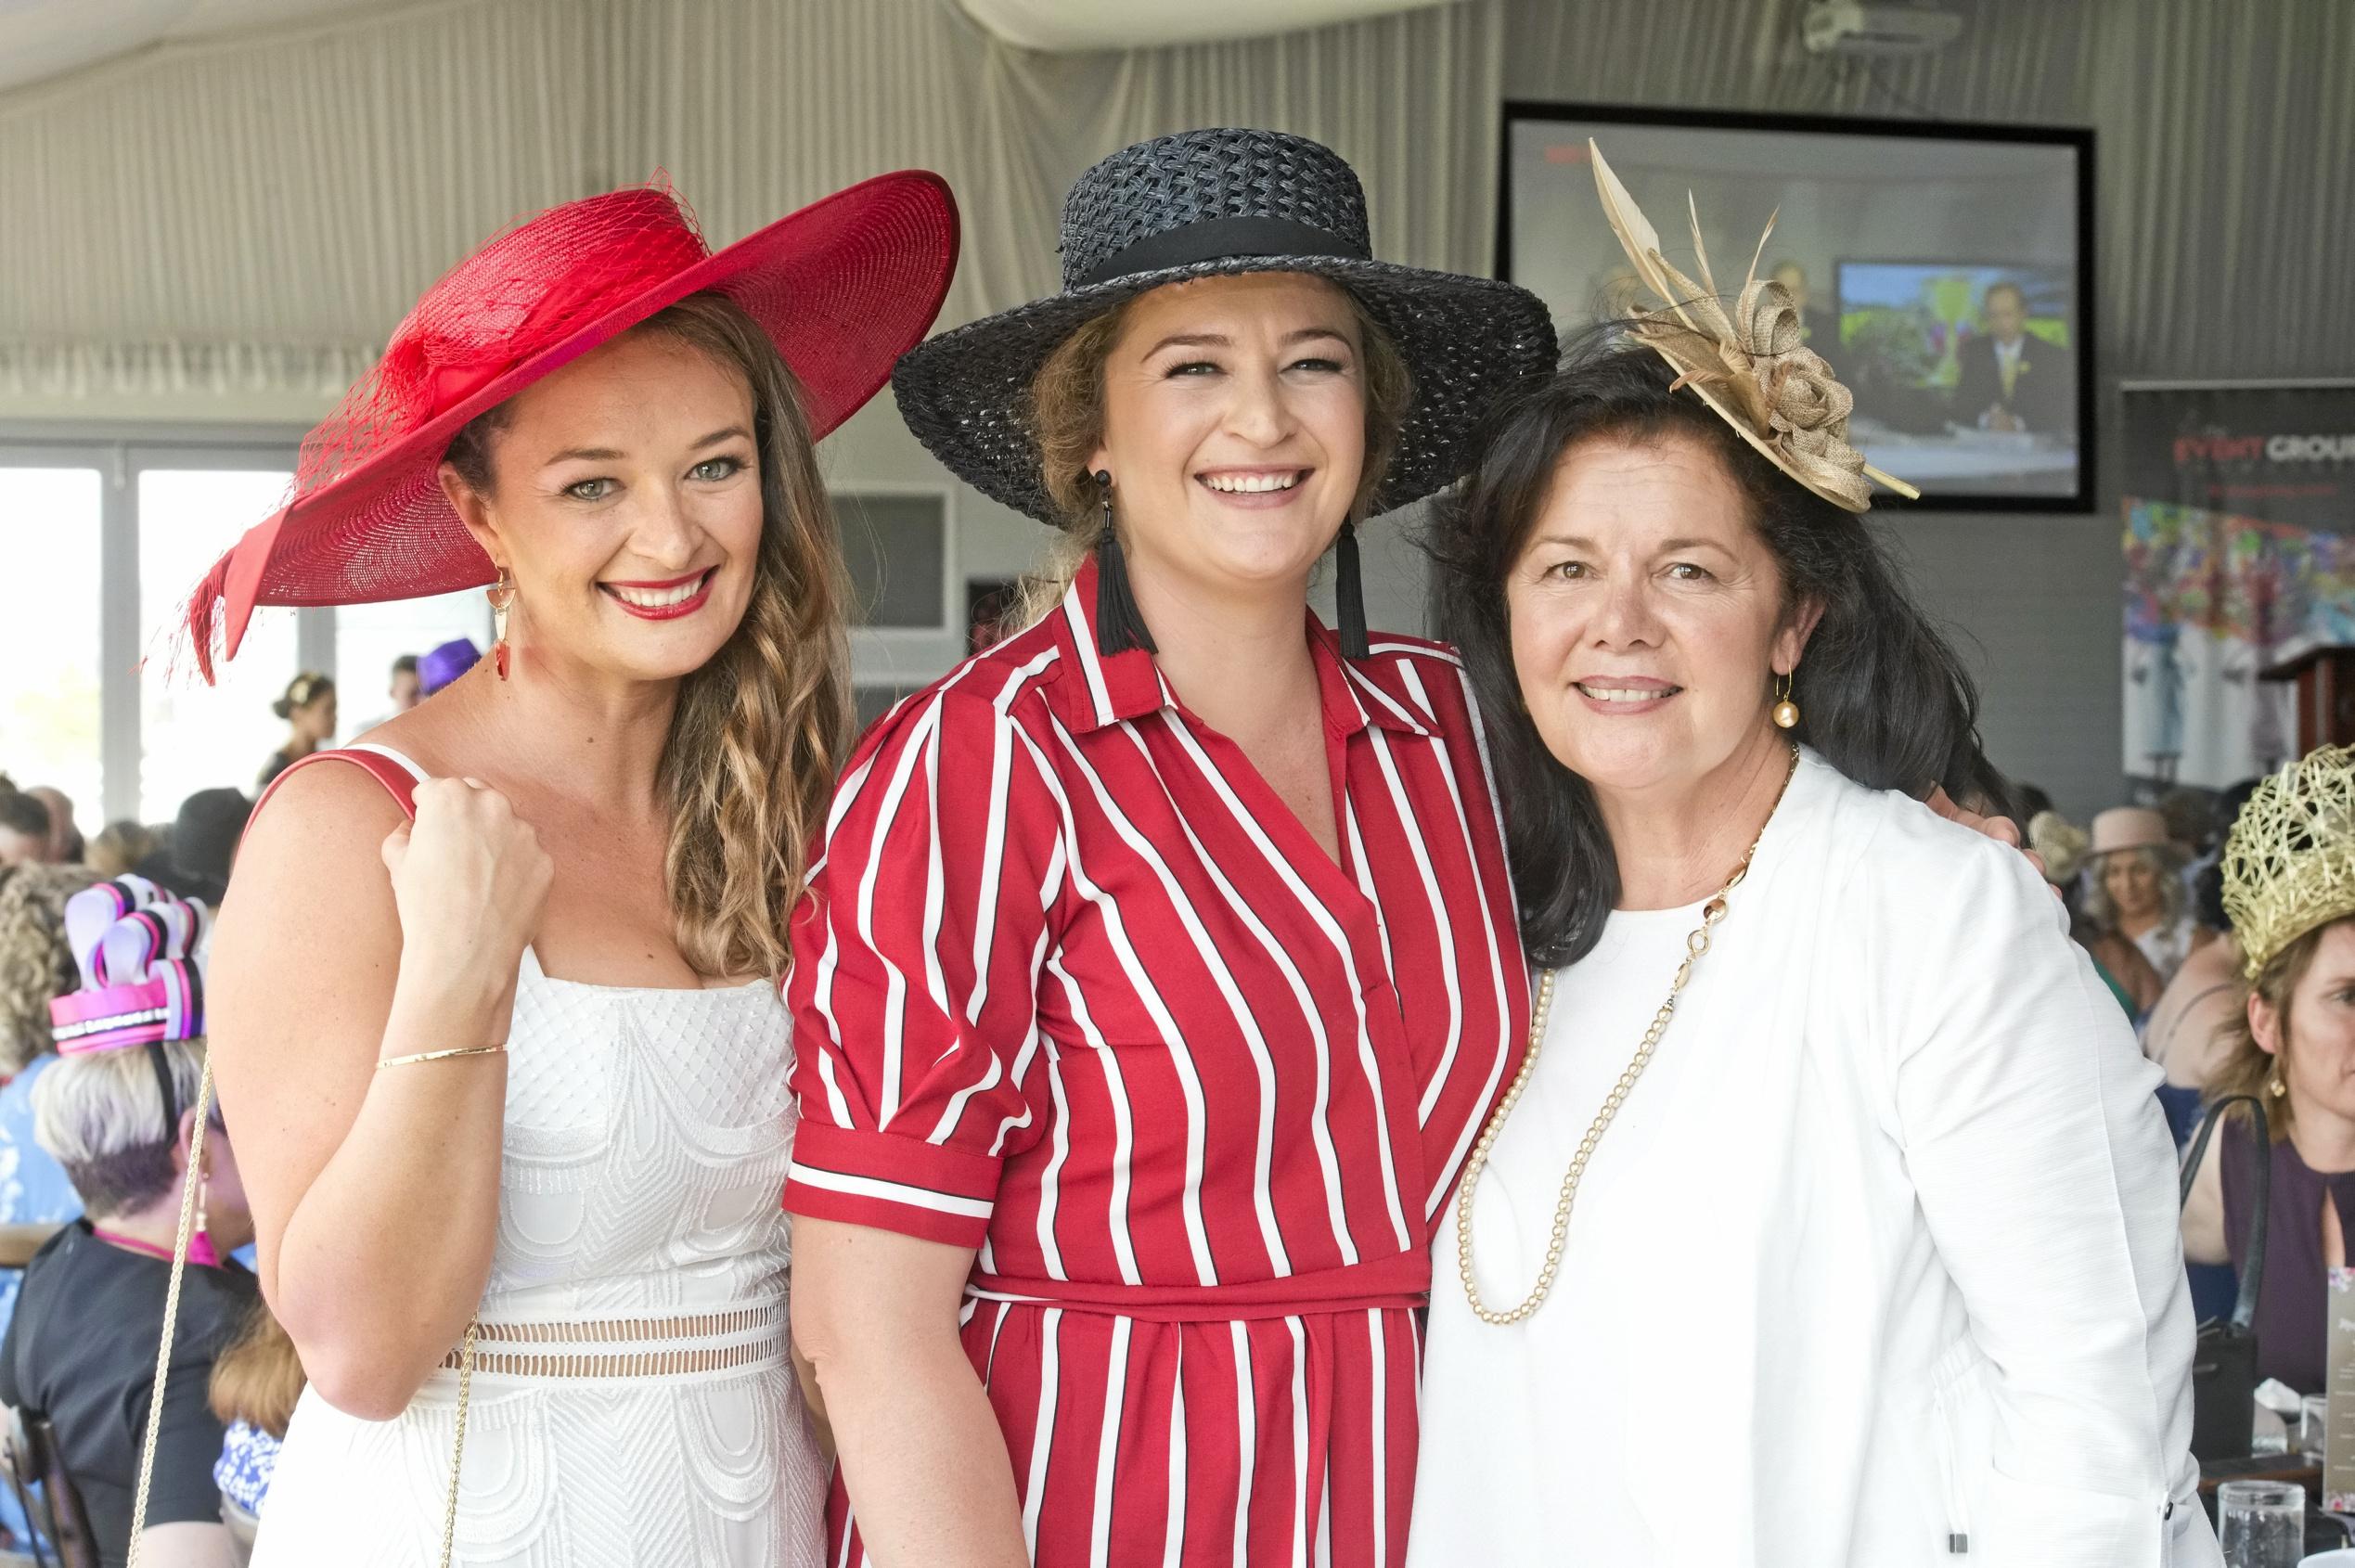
[191,172,956,1567]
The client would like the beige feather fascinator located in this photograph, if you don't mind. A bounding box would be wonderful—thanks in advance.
[1589,139,1919,513]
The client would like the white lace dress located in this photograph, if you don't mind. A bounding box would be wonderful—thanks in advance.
[251,746,826,1567]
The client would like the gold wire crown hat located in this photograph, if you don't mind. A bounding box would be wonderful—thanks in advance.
[1587,140,1919,513]
[2221,744,2355,980]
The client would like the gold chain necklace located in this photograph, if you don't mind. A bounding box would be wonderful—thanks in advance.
[1455,744,1799,1327]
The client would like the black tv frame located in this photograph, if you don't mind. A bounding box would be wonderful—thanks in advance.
[1498,101,2098,515]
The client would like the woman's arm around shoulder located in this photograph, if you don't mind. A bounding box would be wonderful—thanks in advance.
[1860,808,2215,1564]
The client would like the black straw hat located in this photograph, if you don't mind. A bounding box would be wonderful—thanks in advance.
[892,127,1558,527]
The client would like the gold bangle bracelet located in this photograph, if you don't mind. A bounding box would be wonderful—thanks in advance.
[376,1045,508,1072]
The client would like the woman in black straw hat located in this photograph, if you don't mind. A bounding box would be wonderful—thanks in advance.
[782,128,1553,1565]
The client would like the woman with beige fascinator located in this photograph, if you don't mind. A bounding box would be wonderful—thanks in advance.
[2182,745,2355,1397]
[1408,146,2212,1565]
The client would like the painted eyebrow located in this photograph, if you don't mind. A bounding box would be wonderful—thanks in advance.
[1528,533,1734,553]
[542,427,751,469]
[1141,328,1355,356]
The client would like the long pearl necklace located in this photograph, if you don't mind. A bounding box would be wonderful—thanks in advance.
[1454,744,1799,1327]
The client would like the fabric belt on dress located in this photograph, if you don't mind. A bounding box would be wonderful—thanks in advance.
[964,1252,1429,1322]
[435,1303,785,1379]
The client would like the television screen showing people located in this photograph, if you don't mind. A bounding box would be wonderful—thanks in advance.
[1502,110,2089,508]
[1834,262,2079,495]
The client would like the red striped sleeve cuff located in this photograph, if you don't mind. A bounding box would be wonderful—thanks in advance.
[781,1120,1002,1249]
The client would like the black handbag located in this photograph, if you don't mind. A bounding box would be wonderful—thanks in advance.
[2181,1093,2271,1462]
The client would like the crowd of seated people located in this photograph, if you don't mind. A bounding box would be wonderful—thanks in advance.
[0,880,258,1567]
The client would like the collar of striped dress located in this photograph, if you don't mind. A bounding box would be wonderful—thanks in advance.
[1044,557,1440,739]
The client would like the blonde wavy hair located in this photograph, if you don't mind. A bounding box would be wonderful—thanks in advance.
[1008,277,1414,633]
[445,293,854,979]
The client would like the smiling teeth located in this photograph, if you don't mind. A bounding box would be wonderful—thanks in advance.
[611,576,704,609]
[1578,685,1668,703]
[1203,472,1301,494]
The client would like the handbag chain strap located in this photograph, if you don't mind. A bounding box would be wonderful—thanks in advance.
[124,1058,212,1566]
[2181,1090,2271,1332]
[126,1057,477,1568]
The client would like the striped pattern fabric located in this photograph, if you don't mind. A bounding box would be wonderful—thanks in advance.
[783,559,1529,1566]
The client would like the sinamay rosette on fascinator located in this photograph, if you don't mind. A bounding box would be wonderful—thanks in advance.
[1588,141,1919,512]
[2222,745,2355,980]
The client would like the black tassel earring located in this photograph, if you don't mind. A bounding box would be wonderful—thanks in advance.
[1092,469,1156,657]
[1334,521,1370,660]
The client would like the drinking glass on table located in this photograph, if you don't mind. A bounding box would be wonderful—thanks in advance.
[2218,1479,2305,1568]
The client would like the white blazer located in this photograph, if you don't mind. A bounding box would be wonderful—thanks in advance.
[1412,752,2220,1565]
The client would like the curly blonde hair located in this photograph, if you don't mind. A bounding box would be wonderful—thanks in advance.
[444,293,854,979]
[0,862,101,1073]
[2082,845,2188,933]
[1010,278,1414,632]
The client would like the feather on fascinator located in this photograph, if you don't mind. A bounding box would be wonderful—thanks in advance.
[1588,140,1919,513]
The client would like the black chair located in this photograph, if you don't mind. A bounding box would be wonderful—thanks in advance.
[0,1406,97,1568]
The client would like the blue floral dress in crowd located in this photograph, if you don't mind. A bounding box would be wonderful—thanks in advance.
[214,1418,279,1517]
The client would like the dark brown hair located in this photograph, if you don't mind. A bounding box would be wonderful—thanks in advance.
[270,671,333,722]
[1426,326,1992,966]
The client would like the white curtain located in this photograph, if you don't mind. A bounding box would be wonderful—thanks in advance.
[0,0,1502,396]
[4,0,2346,393]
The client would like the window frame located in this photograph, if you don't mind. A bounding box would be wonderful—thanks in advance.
[1,421,310,823]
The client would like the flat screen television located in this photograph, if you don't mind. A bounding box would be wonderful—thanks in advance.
[1499,104,2096,512]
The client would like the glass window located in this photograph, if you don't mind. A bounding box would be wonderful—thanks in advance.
[136,469,298,818]
[840,492,948,629]
[336,591,493,736]
[0,469,104,836]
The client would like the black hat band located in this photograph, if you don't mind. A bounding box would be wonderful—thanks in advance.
[1073,215,1361,289]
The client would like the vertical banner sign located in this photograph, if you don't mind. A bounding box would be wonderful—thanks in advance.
[2121,383,2355,790]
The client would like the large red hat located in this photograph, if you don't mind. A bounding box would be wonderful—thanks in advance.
[187,171,959,677]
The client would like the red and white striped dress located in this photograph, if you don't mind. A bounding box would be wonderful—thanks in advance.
[783,561,1529,1566]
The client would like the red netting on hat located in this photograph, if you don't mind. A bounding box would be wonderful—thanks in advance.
[184,172,958,680]
[314,184,710,500]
